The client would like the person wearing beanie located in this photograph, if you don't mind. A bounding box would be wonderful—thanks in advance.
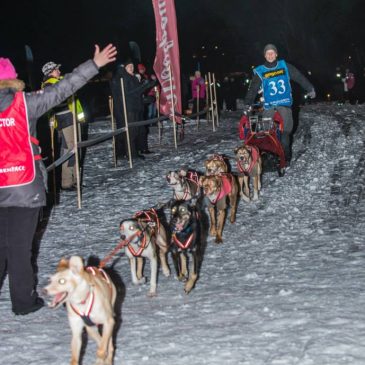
[192,70,206,115]
[0,44,117,315]
[110,59,156,160]
[244,43,316,168]
[41,61,86,191]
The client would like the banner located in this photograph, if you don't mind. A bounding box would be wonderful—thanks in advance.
[152,0,182,123]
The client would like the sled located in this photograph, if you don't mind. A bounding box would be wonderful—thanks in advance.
[238,110,286,175]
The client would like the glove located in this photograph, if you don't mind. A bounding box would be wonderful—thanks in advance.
[307,89,316,99]
[243,105,252,114]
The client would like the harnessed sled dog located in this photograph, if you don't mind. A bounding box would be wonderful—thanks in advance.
[166,168,200,201]
[44,256,117,365]
[119,208,170,297]
[235,144,262,202]
[199,173,238,243]
[204,154,229,176]
[169,199,201,294]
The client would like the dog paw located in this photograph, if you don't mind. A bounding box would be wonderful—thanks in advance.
[252,193,259,201]
[215,236,223,244]
[147,291,157,298]
[209,228,217,237]
[134,277,146,285]
[177,273,188,282]
[184,284,194,294]
[162,268,171,277]
[241,193,251,203]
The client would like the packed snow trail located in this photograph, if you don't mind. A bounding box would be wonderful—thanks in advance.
[1,103,365,365]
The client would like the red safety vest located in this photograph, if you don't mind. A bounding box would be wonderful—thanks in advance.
[0,92,40,188]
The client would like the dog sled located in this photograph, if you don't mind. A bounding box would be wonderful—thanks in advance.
[238,109,286,176]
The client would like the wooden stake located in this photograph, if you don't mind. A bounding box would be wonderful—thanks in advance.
[120,78,133,169]
[208,72,216,132]
[168,65,178,149]
[49,115,57,207]
[72,96,82,209]
[212,73,219,127]
[205,75,210,124]
[108,96,117,168]
[196,84,200,129]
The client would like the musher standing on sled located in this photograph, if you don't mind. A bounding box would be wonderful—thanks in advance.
[244,44,316,166]
[0,44,117,315]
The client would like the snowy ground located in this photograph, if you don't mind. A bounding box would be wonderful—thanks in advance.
[1,102,365,365]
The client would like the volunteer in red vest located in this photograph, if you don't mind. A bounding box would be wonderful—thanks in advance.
[244,44,316,166]
[41,62,85,191]
[0,44,117,315]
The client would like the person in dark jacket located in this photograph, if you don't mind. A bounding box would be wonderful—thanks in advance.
[0,44,117,315]
[244,44,316,165]
[110,60,155,160]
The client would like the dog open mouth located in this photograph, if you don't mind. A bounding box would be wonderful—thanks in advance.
[173,221,187,232]
[48,292,68,309]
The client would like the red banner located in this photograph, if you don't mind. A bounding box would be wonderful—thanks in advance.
[152,0,182,123]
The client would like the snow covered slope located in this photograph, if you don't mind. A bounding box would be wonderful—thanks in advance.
[1,103,365,365]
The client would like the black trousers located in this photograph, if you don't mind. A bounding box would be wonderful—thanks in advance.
[0,207,41,312]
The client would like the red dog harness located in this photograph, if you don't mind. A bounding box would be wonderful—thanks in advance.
[70,267,112,327]
[209,174,233,205]
[236,146,260,175]
[172,232,195,250]
[0,92,41,188]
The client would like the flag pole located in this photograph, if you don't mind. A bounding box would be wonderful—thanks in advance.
[121,78,133,169]
[156,87,162,145]
[72,96,82,209]
[108,96,117,168]
[169,64,178,149]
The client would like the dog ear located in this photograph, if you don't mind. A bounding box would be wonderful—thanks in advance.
[198,176,206,186]
[178,168,187,177]
[69,256,84,275]
[57,257,69,271]
[234,147,240,155]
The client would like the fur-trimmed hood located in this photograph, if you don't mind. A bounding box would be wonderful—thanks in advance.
[0,78,25,91]
[0,79,25,112]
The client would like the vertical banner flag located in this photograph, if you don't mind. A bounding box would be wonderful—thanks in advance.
[152,0,182,123]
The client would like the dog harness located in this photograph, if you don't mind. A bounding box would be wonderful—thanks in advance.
[236,146,260,175]
[69,267,111,327]
[209,174,233,205]
[172,233,194,250]
[0,92,42,188]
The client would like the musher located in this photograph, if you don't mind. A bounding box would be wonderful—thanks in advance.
[244,44,316,165]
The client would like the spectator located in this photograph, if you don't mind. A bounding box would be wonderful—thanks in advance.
[41,62,86,191]
[110,60,155,160]
[0,44,117,315]
[342,68,356,104]
[191,70,206,115]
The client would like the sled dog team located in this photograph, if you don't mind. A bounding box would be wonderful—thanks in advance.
[44,143,262,365]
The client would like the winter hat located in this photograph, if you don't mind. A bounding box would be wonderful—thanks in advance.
[123,58,134,67]
[0,58,17,80]
[137,63,146,72]
[263,44,278,55]
[42,61,61,76]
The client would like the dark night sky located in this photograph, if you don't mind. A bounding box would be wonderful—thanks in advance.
[1,0,364,94]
